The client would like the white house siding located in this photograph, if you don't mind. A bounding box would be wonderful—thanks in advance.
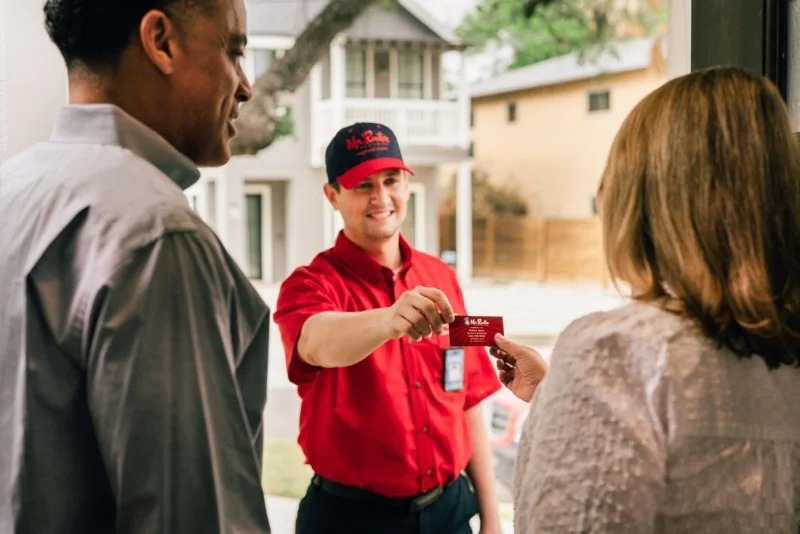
[0,0,67,165]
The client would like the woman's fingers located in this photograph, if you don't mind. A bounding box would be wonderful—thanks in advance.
[498,369,510,385]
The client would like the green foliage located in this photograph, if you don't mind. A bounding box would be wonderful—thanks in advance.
[273,103,295,141]
[457,0,667,70]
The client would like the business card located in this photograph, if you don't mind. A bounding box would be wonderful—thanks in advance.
[449,315,504,347]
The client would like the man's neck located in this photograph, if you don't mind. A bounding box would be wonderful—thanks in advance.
[344,230,403,271]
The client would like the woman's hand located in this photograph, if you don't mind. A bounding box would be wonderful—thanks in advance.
[490,333,548,402]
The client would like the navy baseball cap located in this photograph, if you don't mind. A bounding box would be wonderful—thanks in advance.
[325,122,415,189]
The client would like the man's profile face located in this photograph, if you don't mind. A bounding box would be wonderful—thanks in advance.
[169,0,252,166]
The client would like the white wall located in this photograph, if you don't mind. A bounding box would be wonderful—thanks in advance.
[0,0,67,163]
[668,0,692,79]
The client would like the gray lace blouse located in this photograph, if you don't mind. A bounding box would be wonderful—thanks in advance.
[514,301,800,533]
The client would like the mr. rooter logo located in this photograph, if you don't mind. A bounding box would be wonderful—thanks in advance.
[346,129,391,151]
[464,317,489,327]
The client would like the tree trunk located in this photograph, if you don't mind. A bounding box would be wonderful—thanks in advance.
[230,0,382,156]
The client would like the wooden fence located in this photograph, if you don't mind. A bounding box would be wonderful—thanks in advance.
[440,214,610,285]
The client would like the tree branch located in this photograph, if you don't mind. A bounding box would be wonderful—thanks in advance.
[231,0,382,156]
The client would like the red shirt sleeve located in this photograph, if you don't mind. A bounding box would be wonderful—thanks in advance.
[273,268,339,385]
[449,276,502,410]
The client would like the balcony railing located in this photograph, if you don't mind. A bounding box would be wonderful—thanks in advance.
[311,98,468,166]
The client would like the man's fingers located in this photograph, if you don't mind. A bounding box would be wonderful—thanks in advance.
[405,308,433,338]
[398,312,425,341]
[414,287,455,323]
[408,294,443,335]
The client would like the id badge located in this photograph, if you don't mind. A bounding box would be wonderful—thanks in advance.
[443,347,465,392]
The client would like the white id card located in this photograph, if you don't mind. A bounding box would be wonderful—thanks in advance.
[444,347,465,392]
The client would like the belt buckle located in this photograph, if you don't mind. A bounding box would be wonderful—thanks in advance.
[409,485,443,513]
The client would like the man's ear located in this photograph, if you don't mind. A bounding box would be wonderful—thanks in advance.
[323,183,339,210]
[139,10,178,75]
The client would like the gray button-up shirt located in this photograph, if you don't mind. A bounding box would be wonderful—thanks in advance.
[0,105,271,533]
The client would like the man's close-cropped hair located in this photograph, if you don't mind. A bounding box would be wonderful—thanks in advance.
[598,66,800,370]
[43,0,216,70]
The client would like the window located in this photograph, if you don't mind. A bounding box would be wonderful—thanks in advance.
[398,50,424,99]
[345,48,367,98]
[507,101,517,123]
[244,193,264,280]
[588,90,611,112]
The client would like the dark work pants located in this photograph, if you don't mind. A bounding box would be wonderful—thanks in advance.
[294,474,480,534]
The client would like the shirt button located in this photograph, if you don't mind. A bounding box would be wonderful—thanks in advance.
[415,381,422,389]
[421,425,429,433]
[426,468,433,476]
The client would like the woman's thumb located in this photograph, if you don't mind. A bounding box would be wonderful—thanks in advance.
[494,333,515,354]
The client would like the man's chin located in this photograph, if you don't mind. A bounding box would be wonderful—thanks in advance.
[194,145,232,168]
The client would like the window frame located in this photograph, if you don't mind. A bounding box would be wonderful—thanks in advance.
[588,90,611,112]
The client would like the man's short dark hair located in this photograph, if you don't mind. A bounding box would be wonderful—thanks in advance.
[44,0,217,70]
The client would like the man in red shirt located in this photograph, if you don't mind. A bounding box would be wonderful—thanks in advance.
[274,122,503,534]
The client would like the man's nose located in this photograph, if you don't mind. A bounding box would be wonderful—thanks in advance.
[237,68,253,103]
[370,184,391,203]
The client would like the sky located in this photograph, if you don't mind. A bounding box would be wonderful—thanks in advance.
[423,0,515,85]
[424,0,480,28]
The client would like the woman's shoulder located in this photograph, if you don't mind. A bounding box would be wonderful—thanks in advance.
[551,301,688,379]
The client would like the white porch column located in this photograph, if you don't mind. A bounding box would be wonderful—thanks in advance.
[423,47,433,100]
[389,48,399,98]
[309,63,323,167]
[1,0,67,164]
[365,43,376,98]
[667,0,692,79]
[457,53,471,150]
[455,159,473,285]
[330,34,346,128]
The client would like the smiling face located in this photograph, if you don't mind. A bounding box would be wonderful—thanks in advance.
[324,169,410,246]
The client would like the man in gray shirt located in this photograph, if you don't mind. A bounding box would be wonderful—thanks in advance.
[0,0,270,532]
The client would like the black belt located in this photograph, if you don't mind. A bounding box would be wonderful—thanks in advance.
[311,474,458,513]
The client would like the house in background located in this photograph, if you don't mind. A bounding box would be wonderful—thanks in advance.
[468,37,668,219]
[186,0,473,285]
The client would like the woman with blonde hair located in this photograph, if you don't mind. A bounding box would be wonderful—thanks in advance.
[491,66,800,532]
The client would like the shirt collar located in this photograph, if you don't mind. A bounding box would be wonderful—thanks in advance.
[332,231,414,284]
[49,104,201,190]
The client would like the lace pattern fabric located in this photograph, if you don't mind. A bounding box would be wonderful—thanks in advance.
[513,302,800,533]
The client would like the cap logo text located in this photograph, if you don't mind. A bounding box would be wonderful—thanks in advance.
[346,129,391,155]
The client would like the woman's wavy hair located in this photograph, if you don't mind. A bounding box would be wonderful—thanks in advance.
[599,66,800,369]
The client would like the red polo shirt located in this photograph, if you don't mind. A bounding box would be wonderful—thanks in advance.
[273,232,501,498]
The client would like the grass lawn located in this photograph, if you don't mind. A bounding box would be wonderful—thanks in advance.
[262,439,313,500]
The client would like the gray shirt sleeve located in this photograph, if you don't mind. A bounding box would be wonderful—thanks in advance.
[84,231,270,533]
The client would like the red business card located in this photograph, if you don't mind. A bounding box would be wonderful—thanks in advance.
[449,315,504,347]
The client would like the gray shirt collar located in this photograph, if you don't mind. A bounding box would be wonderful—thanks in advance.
[50,104,201,190]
